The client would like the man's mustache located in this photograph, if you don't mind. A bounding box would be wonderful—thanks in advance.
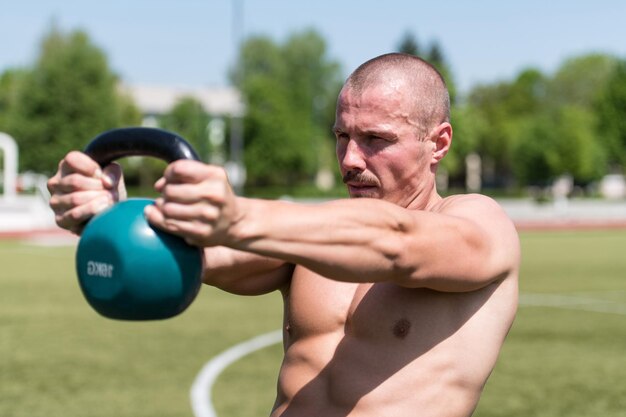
[342,171,379,186]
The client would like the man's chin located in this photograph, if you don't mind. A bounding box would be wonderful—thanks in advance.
[347,186,380,199]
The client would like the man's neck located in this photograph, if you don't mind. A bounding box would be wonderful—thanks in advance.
[405,183,442,212]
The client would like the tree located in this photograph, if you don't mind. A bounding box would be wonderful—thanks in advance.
[441,104,483,180]
[465,68,551,187]
[397,31,420,57]
[511,106,606,186]
[595,60,626,168]
[0,69,27,132]
[231,29,343,189]
[466,81,518,186]
[507,68,548,114]
[514,55,616,186]
[549,53,619,109]
[509,115,554,186]
[160,97,210,160]
[4,25,140,174]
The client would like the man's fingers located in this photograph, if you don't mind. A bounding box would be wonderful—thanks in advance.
[47,151,127,235]
[160,180,228,205]
[49,173,105,194]
[145,204,203,234]
[160,183,202,204]
[144,160,235,247]
[60,151,102,178]
[55,195,112,229]
[50,190,109,213]
[145,203,215,246]
[144,204,166,228]
[163,160,227,184]
[155,198,220,222]
[154,176,166,192]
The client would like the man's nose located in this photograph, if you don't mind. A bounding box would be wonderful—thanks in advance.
[339,139,366,171]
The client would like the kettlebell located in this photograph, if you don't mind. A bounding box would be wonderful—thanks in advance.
[75,127,203,321]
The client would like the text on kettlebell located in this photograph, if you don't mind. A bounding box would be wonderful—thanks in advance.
[87,261,114,278]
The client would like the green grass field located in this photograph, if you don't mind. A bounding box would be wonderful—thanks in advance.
[1,230,626,417]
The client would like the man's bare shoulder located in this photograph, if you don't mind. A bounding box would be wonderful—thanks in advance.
[434,193,501,212]
[433,194,513,228]
[434,193,520,272]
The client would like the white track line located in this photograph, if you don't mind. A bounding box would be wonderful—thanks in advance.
[190,329,283,417]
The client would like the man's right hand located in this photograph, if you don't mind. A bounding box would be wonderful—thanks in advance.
[47,151,126,235]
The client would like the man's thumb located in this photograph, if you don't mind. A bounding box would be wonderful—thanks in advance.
[101,163,124,189]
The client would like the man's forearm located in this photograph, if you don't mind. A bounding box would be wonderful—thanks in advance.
[227,197,418,284]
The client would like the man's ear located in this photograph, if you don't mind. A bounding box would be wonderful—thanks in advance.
[430,122,452,164]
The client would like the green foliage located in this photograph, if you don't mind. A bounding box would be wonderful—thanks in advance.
[511,106,606,185]
[509,116,553,185]
[507,68,549,114]
[466,80,522,185]
[159,96,211,160]
[232,29,343,189]
[441,105,482,176]
[595,60,626,167]
[548,54,619,109]
[466,54,620,188]
[397,31,421,57]
[0,69,27,130]
[1,22,624,192]
[1,26,141,174]
[552,106,606,182]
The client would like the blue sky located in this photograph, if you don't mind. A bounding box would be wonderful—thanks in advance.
[1,0,625,94]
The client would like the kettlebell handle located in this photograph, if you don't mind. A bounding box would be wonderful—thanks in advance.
[84,127,201,166]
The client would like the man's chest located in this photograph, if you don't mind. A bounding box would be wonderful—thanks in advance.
[284,267,459,342]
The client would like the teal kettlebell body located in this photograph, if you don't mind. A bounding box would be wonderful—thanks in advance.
[75,127,203,320]
[76,199,203,320]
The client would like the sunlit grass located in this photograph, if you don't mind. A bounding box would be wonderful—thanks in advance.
[1,230,625,416]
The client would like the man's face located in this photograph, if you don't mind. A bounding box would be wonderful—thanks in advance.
[334,84,433,208]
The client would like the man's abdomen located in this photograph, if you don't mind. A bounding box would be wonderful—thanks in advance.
[273,333,481,417]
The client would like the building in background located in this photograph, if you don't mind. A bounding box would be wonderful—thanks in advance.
[121,84,247,191]
[121,84,245,124]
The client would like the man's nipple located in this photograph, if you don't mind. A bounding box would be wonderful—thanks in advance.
[392,318,412,339]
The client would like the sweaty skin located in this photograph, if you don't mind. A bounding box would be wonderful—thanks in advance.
[48,54,519,417]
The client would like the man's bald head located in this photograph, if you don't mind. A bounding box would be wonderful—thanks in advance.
[343,53,450,137]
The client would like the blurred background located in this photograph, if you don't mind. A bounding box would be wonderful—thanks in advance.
[1,0,625,204]
[1,1,626,417]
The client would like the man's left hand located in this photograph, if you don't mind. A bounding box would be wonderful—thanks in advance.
[145,160,241,247]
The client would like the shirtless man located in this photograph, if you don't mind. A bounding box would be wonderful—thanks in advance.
[48,53,520,417]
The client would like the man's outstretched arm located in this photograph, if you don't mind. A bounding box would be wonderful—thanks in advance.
[146,160,520,293]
